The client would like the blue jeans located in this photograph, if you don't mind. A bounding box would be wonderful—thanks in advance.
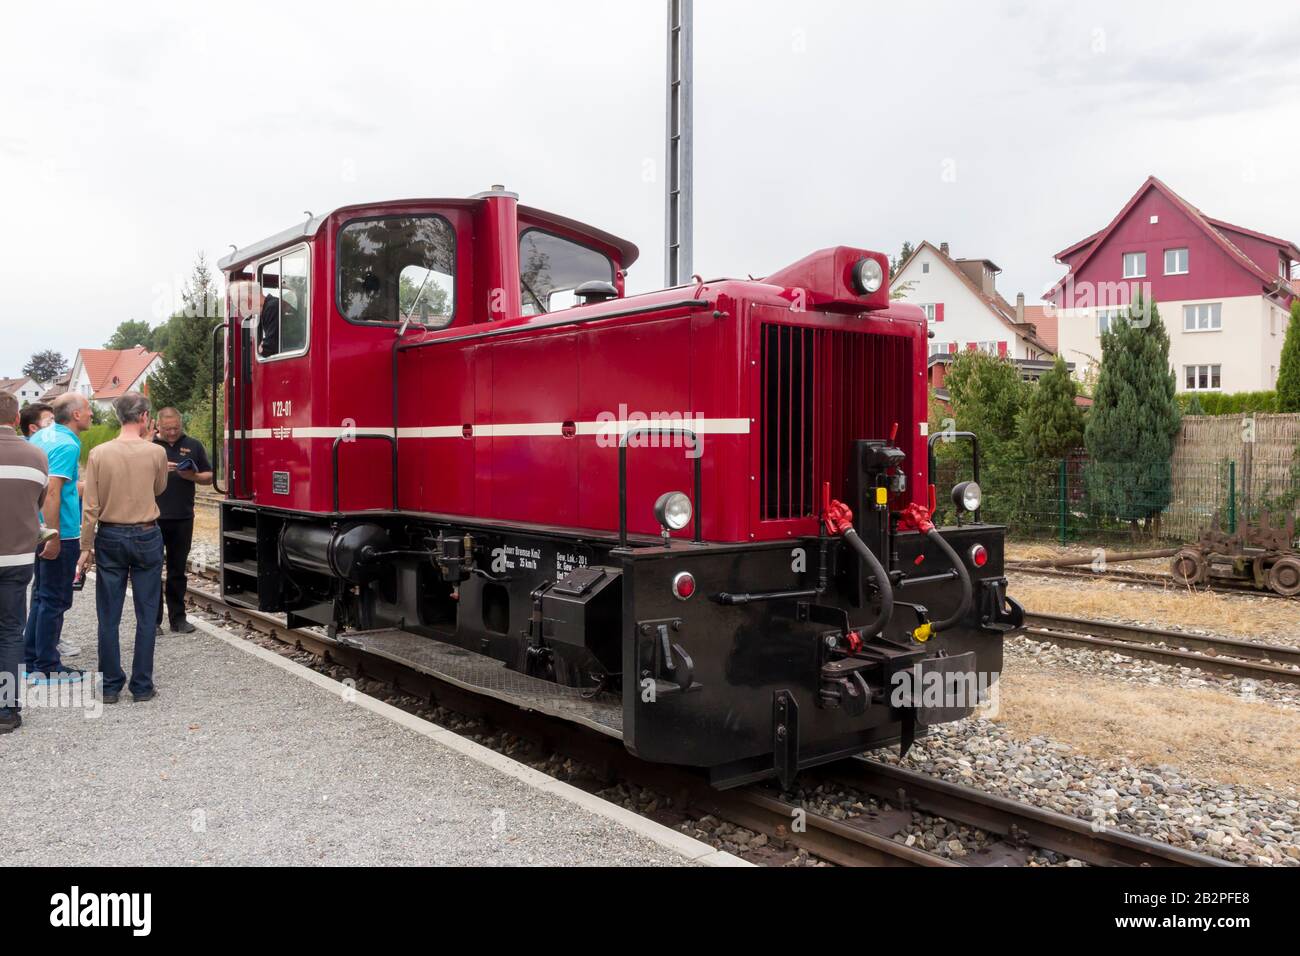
[95,526,163,697]
[0,565,34,710]
[23,540,80,673]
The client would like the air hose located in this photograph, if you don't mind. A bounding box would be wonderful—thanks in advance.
[841,527,894,638]
[822,493,893,638]
[923,526,973,633]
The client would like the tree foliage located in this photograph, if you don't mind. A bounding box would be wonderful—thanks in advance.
[1017,356,1085,459]
[23,350,67,383]
[147,254,220,412]
[104,319,156,351]
[1277,301,1300,413]
[889,240,915,279]
[944,349,1029,455]
[1083,298,1181,524]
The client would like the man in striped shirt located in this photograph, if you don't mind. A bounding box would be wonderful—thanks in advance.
[0,391,49,733]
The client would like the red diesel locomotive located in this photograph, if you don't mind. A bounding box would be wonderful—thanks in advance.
[213,187,1023,788]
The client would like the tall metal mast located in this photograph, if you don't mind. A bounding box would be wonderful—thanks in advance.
[665,0,693,287]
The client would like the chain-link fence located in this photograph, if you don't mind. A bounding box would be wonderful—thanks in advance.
[932,452,1300,545]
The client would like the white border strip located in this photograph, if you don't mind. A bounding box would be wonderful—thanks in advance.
[234,419,751,441]
[187,615,749,867]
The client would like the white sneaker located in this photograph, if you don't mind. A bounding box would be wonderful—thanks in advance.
[58,641,82,658]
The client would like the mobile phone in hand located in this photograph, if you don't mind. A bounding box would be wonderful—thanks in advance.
[72,569,85,591]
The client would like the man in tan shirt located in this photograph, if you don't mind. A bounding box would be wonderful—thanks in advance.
[77,392,169,703]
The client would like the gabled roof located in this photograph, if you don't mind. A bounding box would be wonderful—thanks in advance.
[1021,306,1057,351]
[0,376,41,393]
[1048,176,1298,299]
[893,241,1056,355]
[73,347,161,400]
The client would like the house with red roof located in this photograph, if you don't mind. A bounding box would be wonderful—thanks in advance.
[892,240,1057,363]
[1047,176,1297,394]
[67,346,163,410]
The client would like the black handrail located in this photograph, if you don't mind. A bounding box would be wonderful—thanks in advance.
[927,430,981,522]
[332,434,399,513]
[210,321,227,495]
[617,426,703,547]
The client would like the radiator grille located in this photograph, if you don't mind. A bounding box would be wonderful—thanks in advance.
[760,323,913,521]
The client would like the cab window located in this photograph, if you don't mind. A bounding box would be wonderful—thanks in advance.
[337,215,456,327]
[519,229,614,316]
[256,246,310,361]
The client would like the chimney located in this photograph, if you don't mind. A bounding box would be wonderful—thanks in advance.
[1015,292,1025,324]
[939,242,950,257]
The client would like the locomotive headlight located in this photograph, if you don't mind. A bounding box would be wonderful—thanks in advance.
[654,491,693,531]
[952,481,982,513]
[853,257,884,295]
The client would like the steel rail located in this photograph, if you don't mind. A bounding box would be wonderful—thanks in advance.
[825,759,1234,868]
[1007,562,1291,600]
[1020,611,1300,685]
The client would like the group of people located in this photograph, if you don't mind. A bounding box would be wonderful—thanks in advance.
[0,389,213,733]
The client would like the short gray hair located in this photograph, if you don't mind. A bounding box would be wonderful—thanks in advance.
[114,392,151,425]
[157,406,183,422]
[52,393,88,424]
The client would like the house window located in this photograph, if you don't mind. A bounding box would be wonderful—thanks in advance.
[928,340,948,356]
[1097,309,1122,335]
[1122,252,1146,278]
[922,263,930,274]
[1184,364,1221,391]
[1164,248,1189,275]
[921,304,936,321]
[1182,303,1222,332]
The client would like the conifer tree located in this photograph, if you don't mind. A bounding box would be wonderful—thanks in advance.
[1017,356,1085,460]
[1277,301,1300,413]
[1084,296,1181,528]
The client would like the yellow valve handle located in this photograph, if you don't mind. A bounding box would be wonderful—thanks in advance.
[913,622,932,643]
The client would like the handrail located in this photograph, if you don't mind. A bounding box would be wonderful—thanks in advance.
[617,425,703,546]
[927,430,981,522]
[210,321,227,495]
[332,434,399,513]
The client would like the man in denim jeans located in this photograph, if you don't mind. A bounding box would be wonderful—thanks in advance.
[0,391,49,732]
[77,393,168,703]
[25,392,93,683]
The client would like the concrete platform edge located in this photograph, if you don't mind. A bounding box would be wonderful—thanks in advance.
[189,616,752,867]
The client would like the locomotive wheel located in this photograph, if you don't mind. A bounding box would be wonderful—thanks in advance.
[1170,549,1207,586]
[1267,557,1300,597]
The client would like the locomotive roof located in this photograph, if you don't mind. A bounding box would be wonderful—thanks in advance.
[217,191,640,273]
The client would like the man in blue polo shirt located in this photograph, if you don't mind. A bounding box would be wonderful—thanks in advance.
[24,393,93,682]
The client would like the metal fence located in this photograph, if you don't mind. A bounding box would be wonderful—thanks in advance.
[932,453,1300,545]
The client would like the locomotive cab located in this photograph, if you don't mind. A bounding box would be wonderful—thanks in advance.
[214,187,1022,789]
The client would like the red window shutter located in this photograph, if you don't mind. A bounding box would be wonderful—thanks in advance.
[950,341,959,355]
[935,303,945,322]
[966,342,977,351]
[998,341,1008,357]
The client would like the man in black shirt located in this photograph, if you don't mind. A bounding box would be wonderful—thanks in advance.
[153,408,213,633]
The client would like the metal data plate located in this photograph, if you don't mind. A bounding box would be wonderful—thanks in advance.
[272,471,290,495]
[336,628,624,738]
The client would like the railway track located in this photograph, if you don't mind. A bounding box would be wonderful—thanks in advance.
[181,579,1233,867]
[1021,611,1300,686]
[1008,562,1292,600]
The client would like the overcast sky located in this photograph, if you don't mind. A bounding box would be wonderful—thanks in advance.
[2,0,1298,372]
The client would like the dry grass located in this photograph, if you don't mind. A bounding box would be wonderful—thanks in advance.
[997,663,1300,797]
[193,506,220,550]
[1010,578,1300,642]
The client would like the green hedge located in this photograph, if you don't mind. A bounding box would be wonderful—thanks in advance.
[1176,391,1278,415]
[78,423,120,463]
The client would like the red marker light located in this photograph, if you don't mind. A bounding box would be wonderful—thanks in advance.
[969,544,988,568]
[671,571,696,601]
